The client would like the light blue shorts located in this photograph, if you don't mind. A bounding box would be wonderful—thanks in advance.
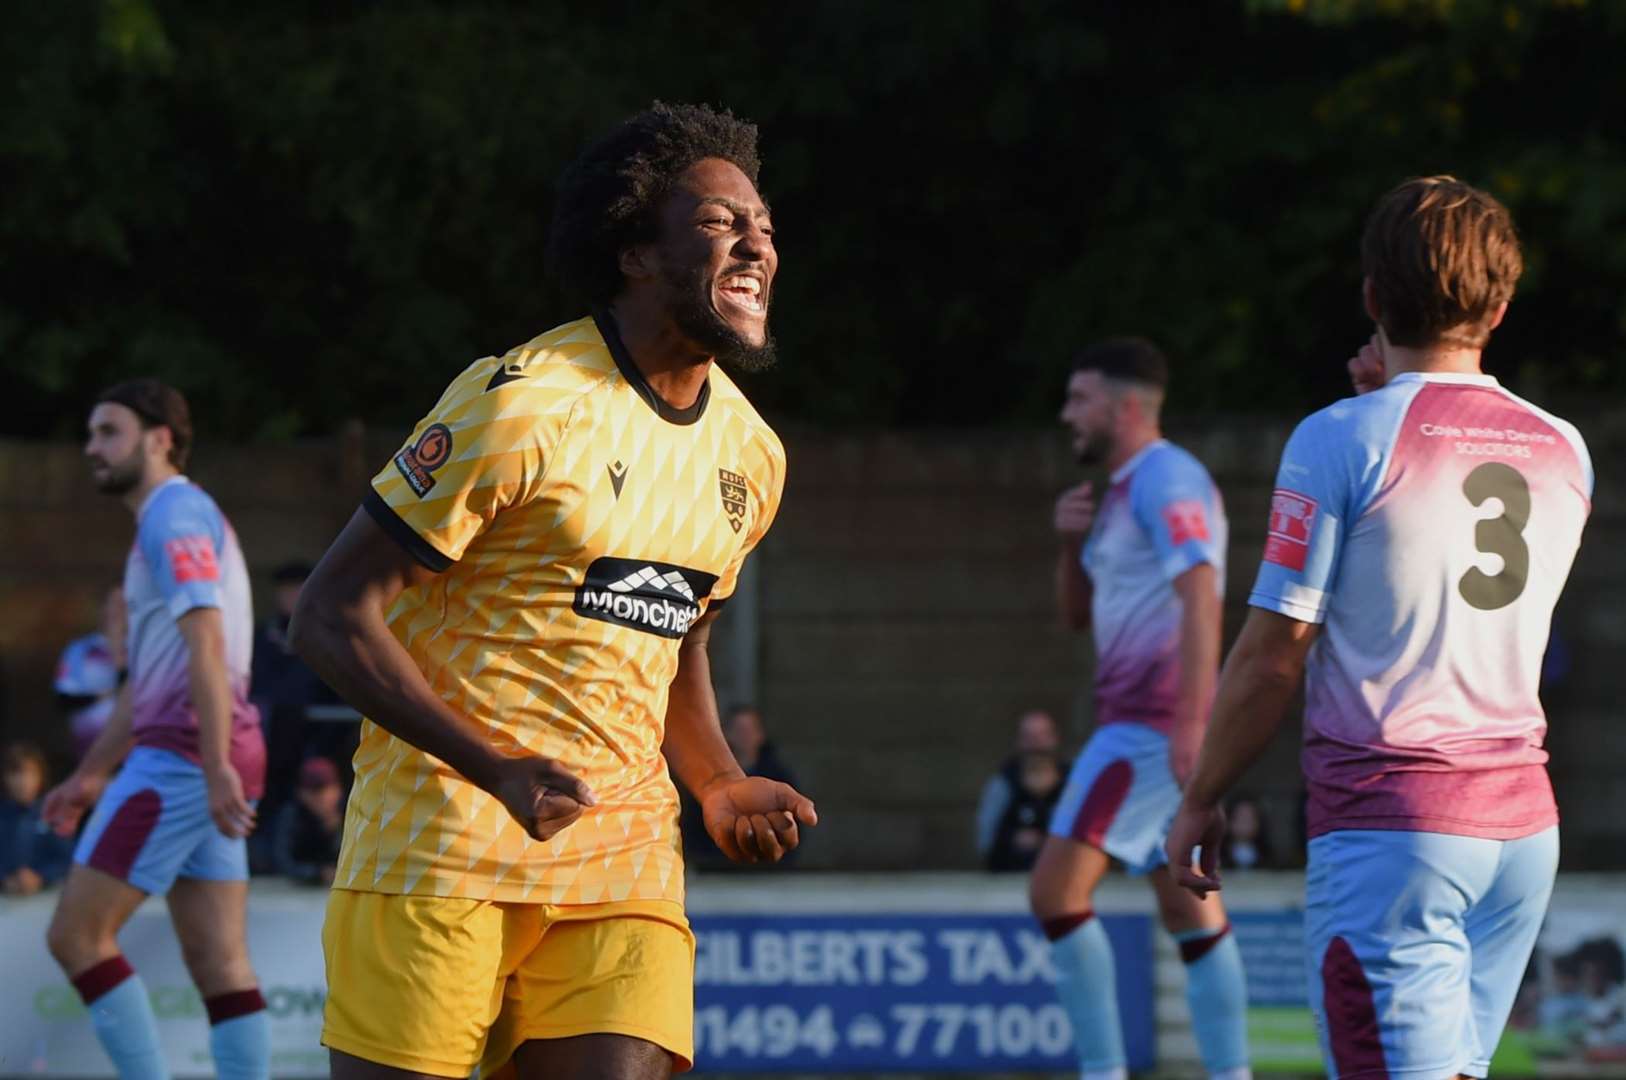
[74,746,251,895]
[1305,826,1558,1079]
[1048,723,1178,874]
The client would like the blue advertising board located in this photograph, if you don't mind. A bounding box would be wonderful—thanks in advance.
[690,912,1155,1072]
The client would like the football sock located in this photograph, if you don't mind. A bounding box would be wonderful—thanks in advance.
[1045,911,1126,1074]
[1175,924,1251,1078]
[72,956,169,1080]
[206,990,271,1080]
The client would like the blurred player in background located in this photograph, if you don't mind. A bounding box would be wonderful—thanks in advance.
[1033,341,1250,1080]
[1168,176,1592,1079]
[44,379,269,1079]
[292,102,815,1080]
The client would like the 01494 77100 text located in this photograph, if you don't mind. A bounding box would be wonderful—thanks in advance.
[688,913,1155,1071]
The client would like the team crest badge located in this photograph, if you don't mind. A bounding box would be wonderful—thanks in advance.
[718,468,748,533]
[394,423,453,498]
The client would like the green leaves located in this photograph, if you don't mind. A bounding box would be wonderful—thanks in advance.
[4,3,1623,440]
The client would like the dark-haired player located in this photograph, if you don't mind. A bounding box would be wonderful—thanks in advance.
[292,102,816,1079]
[1168,176,1591,1078]
[44,378,270,1079]
[1033,341,1250,1080]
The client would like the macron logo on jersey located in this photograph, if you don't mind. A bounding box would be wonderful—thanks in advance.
[1264,489,1317,572]
[164,536,220,583]
[574,557,719,639]
[1162,500,1211,546]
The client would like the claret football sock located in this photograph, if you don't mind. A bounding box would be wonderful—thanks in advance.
[72,955,169,1080]
[1174,924,1251,1079]
[206,989,271,1080]
[1045,911,1127,1075]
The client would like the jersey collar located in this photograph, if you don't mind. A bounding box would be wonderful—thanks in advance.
[1388,371,1501,388]
[592,309,711,426]
[1110,438,1168,485]
[136,475,189,522]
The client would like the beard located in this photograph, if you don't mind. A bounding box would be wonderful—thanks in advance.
[1074,430,1111,466]
[666,263,778,374]
[90,452,145,495]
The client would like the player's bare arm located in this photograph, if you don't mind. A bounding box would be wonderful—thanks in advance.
[662,607,816,865]
[1053,481,1095,629]
[42,682,132,836]
[291,507,596,841]
[178,606,256,838]
[1165,607,1318,897]
[1168,562,1221,785]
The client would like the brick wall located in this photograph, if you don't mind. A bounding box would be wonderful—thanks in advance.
[4,411,1622,869]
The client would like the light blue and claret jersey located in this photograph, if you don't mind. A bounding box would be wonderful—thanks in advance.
[1249,373,1591,840]
[123,476,264,796]
[1081,439,1228,734]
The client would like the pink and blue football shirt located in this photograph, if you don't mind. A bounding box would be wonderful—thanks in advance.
[1250,373,1591,840]
[1083,439,1228,734]
[124,476,264,796]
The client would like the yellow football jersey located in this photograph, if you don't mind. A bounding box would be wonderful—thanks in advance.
[334,313,785,904]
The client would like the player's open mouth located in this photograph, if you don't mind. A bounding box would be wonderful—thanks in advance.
[716,274,765,316]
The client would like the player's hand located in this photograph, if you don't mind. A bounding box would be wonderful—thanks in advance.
[1165,797,1227,898]
[1169,724,1203,786]
[3,867,44,896]
[42,770,107,838]
[205,763,257,839]
[1348,333,1386,395]
[1054,482,1097,545]
[701,776,818,864]
[486,754,597,843]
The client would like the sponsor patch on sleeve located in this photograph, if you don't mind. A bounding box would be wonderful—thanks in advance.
[164,536,220,583]
[1263,489,1317,572]
[1162,499,1211,546]
[393,423,453,498]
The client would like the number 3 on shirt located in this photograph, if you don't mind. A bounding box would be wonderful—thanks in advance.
[1460,462,1530,611]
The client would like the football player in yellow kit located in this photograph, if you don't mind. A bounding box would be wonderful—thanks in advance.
[292,102,815,1080]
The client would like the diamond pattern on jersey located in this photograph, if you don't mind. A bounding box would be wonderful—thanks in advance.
[336,316,784,905]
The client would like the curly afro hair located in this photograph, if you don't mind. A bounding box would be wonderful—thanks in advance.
[547,102,762,306]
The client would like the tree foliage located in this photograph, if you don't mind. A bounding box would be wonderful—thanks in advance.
[4,0,1624,440]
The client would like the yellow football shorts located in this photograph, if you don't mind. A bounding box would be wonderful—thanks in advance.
[321,888,697,1077]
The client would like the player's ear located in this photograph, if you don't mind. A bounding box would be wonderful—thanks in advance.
[618,243,658,283]
[145,424,174,466]
[1362,276,1382,326]
[1485,299,1508,332]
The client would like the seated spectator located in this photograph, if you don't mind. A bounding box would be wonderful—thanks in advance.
[723,704,797,787]
[271,756,345,885]
[1,741,74,895]
[54,585,125,757]
[680,705,800,869]
[1219,794,1277,871]
[977,709,1069,872]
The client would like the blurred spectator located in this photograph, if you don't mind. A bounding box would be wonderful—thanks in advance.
[1219,795,1278,871]
[1577,938,1626,1054]
[54,585,126,757]
[976,709,1069,872]
[722,704,797,787]
[270,756,346,885]
[1540,937,1626,1059]
[1,741,74,895]
[680,705,800,869]
[252,561,345,815]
